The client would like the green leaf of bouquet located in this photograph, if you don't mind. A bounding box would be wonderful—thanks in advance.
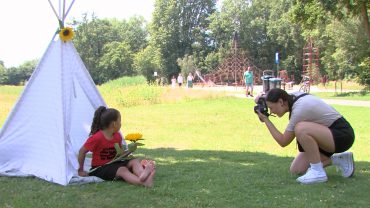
[114,143,123,155]
[128,143,138,152]
[135,142,145,146]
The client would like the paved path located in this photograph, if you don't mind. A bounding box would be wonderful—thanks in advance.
[318,99,370,107]
[193,85,370,107]
[231,93,370,107]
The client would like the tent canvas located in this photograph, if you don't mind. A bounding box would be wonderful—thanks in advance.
[0,35,107,185]
[0,1,108,185]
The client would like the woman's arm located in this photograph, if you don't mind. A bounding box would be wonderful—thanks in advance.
[257,112,295,147]
[78,146,89,176]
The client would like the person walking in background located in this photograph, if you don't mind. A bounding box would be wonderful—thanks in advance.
[171,75,176,88]
[244,66,254,97]
[177,74,183,87]
[187,73,194,88]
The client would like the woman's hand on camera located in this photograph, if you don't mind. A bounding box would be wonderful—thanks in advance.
[254,92,265,104]
[256,110,268,123]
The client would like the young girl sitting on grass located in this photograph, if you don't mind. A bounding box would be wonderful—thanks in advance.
[78,106,156,187]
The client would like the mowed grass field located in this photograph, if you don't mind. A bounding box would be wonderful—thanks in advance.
[0,77,369,208]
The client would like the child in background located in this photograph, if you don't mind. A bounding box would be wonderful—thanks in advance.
[78,106,156,187]
[177,74,183,87]
[187,73,194,88]
[244,66,254,97]
[171,75,177,88]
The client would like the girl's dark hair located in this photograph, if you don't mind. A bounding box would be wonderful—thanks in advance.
[266,88,295,119]
[89,106,120,136]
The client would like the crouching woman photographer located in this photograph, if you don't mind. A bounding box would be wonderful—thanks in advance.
[255,88,355,184]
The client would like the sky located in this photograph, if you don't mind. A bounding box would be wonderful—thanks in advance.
[0,0,156,68]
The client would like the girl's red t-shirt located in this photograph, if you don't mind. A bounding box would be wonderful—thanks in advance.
[84,130,123,167]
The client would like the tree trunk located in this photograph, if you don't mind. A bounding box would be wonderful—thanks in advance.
[360,1,370,43]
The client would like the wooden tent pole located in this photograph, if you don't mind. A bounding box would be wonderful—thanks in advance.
[62,0,66,20]
[64,0,76,21]
[48,0,61,20]
[59,0,61,19]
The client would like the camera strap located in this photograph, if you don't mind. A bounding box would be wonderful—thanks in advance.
[292,93,308,105]
[291,93,308,150]
[289,93,308,119]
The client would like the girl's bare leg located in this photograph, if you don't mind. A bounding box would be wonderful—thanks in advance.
[143,166,156,188]
[115,166,143,186]
[128,159,152,182]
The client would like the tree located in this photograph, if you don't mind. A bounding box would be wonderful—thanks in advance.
[267,0,305,80]
[0,60,6,84]
[203,51,221,74]
[319,0,370,43]
[322,16,369,81]
[206,0,243,73]
[237,0,279,70]
[133,45,163,81]
[112,16,148,53]
[290,0,369,84]
[73,14,148,84]
[98,41,134,83]
[209,0,287,72]
[177,54,197,76]
[4,59,38,85]
[150,0,217,78]
[73,14,115,84]
[208,0,247,49]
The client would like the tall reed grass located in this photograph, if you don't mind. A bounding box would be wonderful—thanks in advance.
[99,76,164,107]
[99,76,227,108]
[0,75,226,125]
[0,86,23,126]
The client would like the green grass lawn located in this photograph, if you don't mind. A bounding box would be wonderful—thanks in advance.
[0,83,369,207]
[311,91,370,101]
[316,81,367,91]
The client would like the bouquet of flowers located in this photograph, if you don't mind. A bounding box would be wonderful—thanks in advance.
[125,133,145,151]
[89,133,145,173]
[112,133,145,161]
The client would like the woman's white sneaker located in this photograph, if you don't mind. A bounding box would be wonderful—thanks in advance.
[297,168,328,184]
[331,152,355,178]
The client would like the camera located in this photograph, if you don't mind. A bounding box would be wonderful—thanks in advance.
[254,96,270,117]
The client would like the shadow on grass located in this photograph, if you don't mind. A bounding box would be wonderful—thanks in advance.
[137,148,370,207]
[1,148,369,208]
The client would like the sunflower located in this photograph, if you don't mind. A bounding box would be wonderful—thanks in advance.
[125,133,143,142]
[59,27,74,42]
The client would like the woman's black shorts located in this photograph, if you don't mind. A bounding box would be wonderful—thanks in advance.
[89,159,132,181]
[298,117,355,157]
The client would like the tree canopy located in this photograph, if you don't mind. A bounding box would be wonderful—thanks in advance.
[1,0,368,87]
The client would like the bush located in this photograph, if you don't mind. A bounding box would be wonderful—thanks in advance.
[99,76,164,107]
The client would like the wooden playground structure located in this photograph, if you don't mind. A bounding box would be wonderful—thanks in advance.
[198,32,264,86]
[302,37,321,83]
[194,35,321,92]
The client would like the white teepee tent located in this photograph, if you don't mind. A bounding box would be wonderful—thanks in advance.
[0,0,106,185]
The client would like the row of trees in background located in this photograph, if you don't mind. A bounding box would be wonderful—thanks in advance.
[0,60,38,85]
[1,0,369,86]
[72,14,148,84]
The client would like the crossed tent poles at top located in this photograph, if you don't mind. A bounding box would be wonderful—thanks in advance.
[48,0,75,26]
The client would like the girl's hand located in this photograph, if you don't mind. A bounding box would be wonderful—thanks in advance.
[78,170,88,177]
